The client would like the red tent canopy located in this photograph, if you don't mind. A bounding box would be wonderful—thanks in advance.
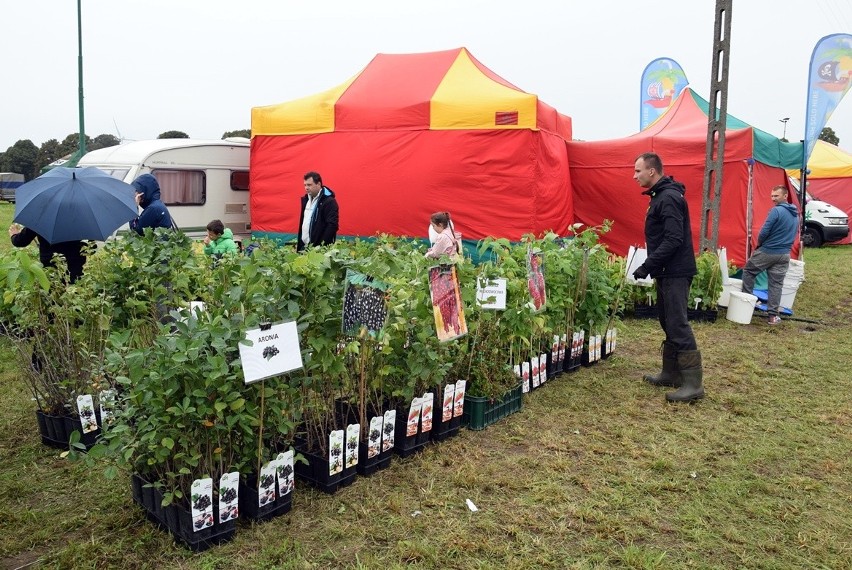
[251,48,573,244]
[567,89,801,266]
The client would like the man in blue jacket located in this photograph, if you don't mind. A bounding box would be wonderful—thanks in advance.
[741,185,799,325]
[631,153,703,403]
[129,173,173,235]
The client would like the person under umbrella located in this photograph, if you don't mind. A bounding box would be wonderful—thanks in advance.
[129,174,173,235]
[8,224,86,283]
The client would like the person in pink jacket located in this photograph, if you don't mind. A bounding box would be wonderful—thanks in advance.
[425,211,461,259]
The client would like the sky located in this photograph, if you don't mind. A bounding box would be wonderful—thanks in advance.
[2,0,851,153]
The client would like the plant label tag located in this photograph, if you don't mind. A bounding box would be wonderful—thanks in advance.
[596,335,602,361]
[76,394,98,433]
[219,471,239,523]
[406,397,422,437]
[539,353,547,384]
[368,415,383,458]
[577,331,585,360]
[442,383,455,423]
[521,362,530,393]
[275,451,294,497]
[190,477,214,532]
[475,277,507,310]
[453,380,466,418]
[329,430,344,475]
[560,333,568,363]
[345,424,360,469]
[612,329,618,351]
[177,301,206,325]
[239,320,303,384]
[552,335,560,364]
[382,410,396,452]
[420,392,434,433]
[512,364,524,394]
[99,389,116,426]
[531,356,540,389]
[258,461,277,507]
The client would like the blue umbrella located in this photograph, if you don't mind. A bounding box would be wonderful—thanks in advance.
[13,167,138,243]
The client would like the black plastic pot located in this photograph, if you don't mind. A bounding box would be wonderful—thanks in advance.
[393,402,431,458]
[293,440,357,494]
[239,473,293,522]
[131,474,236,551]
[36,410,68,449]
[35,409,101,450]
[64,412,102,449]
[356,440,393,476]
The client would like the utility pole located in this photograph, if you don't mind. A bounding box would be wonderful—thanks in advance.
[699,0,732,253]
[67,0,87,167]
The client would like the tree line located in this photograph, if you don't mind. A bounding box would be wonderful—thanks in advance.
[0,129,251,180]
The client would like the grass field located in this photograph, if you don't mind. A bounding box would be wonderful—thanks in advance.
[0,201,850,569]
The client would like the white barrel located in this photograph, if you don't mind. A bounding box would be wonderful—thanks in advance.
[726,291,758,324]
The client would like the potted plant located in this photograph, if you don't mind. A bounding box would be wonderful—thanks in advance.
[1,248,110,450]
[288,245,359,493]
[688,251,723,322]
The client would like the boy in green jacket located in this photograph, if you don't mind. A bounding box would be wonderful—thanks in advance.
[203,219,239,257]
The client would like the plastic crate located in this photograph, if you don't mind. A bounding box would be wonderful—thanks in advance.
[462,383,523,431]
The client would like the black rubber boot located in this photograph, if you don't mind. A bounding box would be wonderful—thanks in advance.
[642,342,682,388]
[665,350,704,402]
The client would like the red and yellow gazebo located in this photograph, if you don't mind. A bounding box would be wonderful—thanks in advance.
[250,47,573,243]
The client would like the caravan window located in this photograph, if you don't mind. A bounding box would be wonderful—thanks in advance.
[230,171,249,191]
[152,169,206,205]
[96,167,130,181]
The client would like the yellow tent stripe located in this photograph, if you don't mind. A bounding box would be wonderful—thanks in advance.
[431,50,537,130]
[251,74,359,136]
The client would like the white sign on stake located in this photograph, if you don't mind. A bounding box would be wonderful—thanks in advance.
[239,320,304,385]
[475,278,507,310]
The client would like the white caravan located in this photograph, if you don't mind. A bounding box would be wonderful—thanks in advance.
[77,138,251,241]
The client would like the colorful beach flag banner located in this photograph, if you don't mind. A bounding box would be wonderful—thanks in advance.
[803,34,852,166]
[640,58,689,131]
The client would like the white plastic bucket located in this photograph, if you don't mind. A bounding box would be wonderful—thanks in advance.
[780,282,801,310]
[780,260,805,310]
[726,291,758,324]
[717,278,743,307]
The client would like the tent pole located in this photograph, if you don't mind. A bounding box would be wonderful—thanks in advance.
[745,158,754,258]
[798,140,808,262]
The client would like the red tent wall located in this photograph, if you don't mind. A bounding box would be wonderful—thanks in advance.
[567,92,797,267]
[251,128,572,242]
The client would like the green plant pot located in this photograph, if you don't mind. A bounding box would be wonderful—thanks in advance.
[462,383,523,431]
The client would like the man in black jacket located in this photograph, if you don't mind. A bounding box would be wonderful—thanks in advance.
[631,153,704,402]
[9,224,86,283]
[298,171,339,251]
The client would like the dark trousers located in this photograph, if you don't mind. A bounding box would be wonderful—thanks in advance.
[656,277,698,352]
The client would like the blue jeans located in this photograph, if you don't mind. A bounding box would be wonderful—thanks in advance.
[741,250,790,317]
[656,277,698,352]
